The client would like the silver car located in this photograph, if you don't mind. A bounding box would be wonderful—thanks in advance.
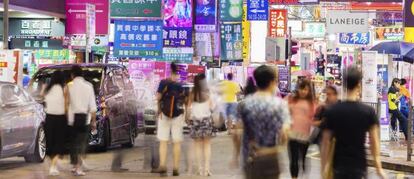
[0,82,46,162]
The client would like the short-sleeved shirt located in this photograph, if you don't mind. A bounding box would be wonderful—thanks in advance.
[324,101,378,170]
[157,79,185,96]
[68,77,97,126]
[238,93,291,163]
[221,80,241,103]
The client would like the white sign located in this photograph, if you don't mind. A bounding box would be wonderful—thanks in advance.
[0,51,17,83]
[327,10,369,33]
[86,4,96,52]
[361,51,378,103]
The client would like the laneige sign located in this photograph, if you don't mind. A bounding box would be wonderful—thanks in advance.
[327,10,369,33]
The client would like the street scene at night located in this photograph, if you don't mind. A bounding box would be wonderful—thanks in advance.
[1,0,414,179]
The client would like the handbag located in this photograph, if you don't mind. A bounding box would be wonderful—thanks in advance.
[323,138,336,179]
[245,143,280,179]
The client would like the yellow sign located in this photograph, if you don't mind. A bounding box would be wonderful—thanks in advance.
[242,5,250,65]
[404,27,414,43]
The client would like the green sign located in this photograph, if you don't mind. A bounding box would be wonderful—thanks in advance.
[110,0,162,18]
[219,0,243,21]
[35,49,70,60]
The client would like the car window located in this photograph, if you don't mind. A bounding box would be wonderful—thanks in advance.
[1,85,29,105]
[113,68,125,89]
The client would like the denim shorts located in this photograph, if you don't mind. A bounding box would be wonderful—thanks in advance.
[224,103,238,122]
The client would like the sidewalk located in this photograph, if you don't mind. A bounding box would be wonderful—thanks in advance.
[367,141,414,173]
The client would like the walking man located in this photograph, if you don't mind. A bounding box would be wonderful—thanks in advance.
[321,67,385,179]
[67,65,97,176]
[154,62,187,177]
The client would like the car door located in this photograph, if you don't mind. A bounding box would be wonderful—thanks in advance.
[103,69,128,143]
[0,85,34,156]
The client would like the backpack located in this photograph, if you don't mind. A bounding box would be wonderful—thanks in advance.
[159,80,185,118]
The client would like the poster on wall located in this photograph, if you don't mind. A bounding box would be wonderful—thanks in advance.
[220,23,243,61]
[361,51,378,103]
[128,61,158,108]
[111,0,162,18]
[195,0,217,32]
[163,27,192,47]
[339,32,370,45]
[113,20,163,58]
[219,0,243,21]
[269,9,287,38]
[164,0,193,27]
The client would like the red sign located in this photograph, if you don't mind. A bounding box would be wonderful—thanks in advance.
[187,65,206,82]
[65,0,109,35]
[269,9,287,38]
[269,0,299,4]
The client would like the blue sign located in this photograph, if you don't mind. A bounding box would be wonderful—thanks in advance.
[247,0,268,21]
[339,32,370,45]
[114,20,163,58]
[163,27,193,47]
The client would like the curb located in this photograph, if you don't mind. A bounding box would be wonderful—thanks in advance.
[367,158,414,173]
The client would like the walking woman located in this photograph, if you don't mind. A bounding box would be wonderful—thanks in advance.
[388,78,408,140]
[287,79,317,179]
[187,74,216,176]
[43,71,67,176]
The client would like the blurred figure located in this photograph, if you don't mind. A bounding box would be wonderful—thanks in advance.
[154,62,187,177]
[43,71,67,176]
[312,86,338,147]
[220,73,242,167]
[22,68,31,88]
[187,74,216,176]
[388,78,408,140]
[399,78,410,119]
[239,65,290,179]
[243,77,257,96]
[287,79,317,179]
[321,67,385,179]
[67,65,97,176]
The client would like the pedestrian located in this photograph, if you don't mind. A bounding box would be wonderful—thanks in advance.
[239,65,290,179]
[399,78,410,119]
[154,62,187,177]
[286,79,317,179]
[321,67,386,179]
[22,68,31,88]
[43,71,67,176]
[312,86,339,147]
[67,65,97,176]
[187,74,215,176]
[388,78,408,140]
[220,73,242,167]
[243,77,257,96]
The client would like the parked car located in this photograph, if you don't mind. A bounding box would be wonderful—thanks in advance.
[0,82,46,162]
[28,64,144,151]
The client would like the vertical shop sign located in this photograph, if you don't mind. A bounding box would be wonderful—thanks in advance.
[110,0,162,18]
[220,23,243,61]
[195,0,217,32]
[269,9,287,38]
[278,66,289,93]
[339,32,370,45]
[164,0,193,27]
[242,5,251,62]
[361,51,378,103]
[219,0,243,21]
[195,33,213,59]
[113,20,163,58]
[163,27,192,47]
[86,4,96,52]
[247,0,268,21]
[65,0,109,35]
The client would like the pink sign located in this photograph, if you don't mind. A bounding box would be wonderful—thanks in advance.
[65,0,109,35]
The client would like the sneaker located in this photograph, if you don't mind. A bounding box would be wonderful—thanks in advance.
[204,170,212,177]
[73,170,86,176]
[173,169,180,176]
[48,167,59,176]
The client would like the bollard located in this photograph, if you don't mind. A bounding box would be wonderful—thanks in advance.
[407,101,413,161]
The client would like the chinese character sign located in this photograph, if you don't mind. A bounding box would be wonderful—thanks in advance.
[242,5,251,62]
[113,20,163,58]
[269,0,299,4]
[163,27,192,47]
[163,48,194,63]
[195,0,217,32]
[269,9,287,38]
[110,0,162,18]
[247,0,268,21]
[220,23,243,60]
[339,32,370,45]
[220,0,243,21]
[164,0,193,27]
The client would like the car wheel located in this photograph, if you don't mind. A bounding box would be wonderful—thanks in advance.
[122,123,136,148]
[145,128,156,135]
[24,126,46,163]
[95,121,109,152]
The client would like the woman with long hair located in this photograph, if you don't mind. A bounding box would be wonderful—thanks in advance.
[43,71,67,176]
[287,79,317,179]
[187,74,215,176]
[243,77,257,96]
